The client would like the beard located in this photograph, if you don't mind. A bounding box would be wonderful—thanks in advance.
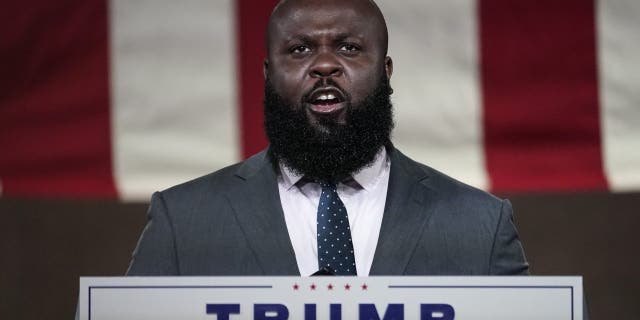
[264,75,394,182]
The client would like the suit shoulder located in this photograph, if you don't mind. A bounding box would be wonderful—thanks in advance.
[397,150,504,210]
[157,150,270,202]
[163,163,241,196]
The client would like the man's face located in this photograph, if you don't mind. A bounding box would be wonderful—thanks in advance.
[265,0,392,128]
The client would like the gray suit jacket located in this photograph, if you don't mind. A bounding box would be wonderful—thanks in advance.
[127,148,529,276]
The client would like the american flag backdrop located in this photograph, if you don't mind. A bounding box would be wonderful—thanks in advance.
[1,0,640,200]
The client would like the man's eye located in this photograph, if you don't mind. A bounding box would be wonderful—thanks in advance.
[339,44,360,52]
[291,46,311,54]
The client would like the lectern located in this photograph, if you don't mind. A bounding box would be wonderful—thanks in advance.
[79,276,582,319]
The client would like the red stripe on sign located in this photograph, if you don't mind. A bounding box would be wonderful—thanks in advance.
[0,1,116,197]
[480,0,608,192]
[236,0,280,158]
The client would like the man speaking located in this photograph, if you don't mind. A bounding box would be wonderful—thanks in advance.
[126,0,529,277]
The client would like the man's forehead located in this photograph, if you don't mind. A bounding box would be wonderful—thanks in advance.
[272,8,366,39]
[272,0,377,15]
[267,0,388,48]
[271,1,372,28]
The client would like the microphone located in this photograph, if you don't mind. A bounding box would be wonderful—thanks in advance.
[311,266,335,276]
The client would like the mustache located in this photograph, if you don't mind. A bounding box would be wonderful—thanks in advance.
[301,78,350,104]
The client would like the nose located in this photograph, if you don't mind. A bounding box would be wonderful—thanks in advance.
[309,51,343,78]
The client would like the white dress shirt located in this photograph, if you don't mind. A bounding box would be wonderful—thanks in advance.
[277,148,390,276]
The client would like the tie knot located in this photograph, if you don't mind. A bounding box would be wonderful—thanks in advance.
[319,181,337,190]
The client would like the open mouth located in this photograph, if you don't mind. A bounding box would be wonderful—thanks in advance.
[306,87,347,115]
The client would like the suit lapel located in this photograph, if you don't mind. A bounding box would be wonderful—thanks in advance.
[370,149,437,275]
[226,148,437,276]
[226,151,300,275]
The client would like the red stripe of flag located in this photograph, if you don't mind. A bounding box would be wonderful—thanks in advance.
[480,0,608,192]
[236,0,279,158]
[0,0,116,197]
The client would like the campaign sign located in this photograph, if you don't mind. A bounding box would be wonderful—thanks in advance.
[79,276,582,320]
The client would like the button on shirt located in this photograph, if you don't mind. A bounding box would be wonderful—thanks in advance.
[278,148,390,276]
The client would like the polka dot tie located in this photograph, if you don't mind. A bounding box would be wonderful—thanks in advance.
[317,182,356,275]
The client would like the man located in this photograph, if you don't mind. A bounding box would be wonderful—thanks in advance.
[126,0,529,277]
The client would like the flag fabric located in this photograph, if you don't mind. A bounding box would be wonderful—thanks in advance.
[1,0,639,200]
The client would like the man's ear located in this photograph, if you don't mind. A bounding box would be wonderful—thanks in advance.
[263,59,269,79]
[384,56,393,79]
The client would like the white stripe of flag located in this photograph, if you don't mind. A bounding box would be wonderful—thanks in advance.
[598,0,640,191]
[110,0,238,200]
[379,0,487,190]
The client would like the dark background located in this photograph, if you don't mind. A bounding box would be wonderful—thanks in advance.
[1,192,638,319]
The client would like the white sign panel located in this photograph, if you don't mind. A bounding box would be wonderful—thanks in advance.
[79,276,582,320]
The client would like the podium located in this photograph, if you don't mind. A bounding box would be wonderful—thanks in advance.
[79,276,582,319]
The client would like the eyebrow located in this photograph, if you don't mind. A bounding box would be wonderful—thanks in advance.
[334,33,355,43]
[287,35,314,44]
[285,32,360,44]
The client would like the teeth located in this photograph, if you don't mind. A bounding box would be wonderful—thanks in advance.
[317,94,336,101]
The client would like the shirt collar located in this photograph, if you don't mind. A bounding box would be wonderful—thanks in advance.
[280,162,304,190]
[351,147,388,191]
[279,147,388,191]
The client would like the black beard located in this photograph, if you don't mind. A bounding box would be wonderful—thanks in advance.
[264,75,394,182]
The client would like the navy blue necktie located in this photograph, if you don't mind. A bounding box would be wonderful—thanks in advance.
[317,181,356,275]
